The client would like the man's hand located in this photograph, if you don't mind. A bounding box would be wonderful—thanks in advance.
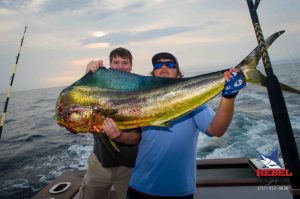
[222,68,246,99]
[103,118,123,140]
[102,118,141,144]
[85,60,104,74]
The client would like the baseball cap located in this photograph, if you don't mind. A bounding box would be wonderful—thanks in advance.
[152,52,179,66]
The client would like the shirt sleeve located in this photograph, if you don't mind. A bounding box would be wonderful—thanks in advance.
[193,104,216,134]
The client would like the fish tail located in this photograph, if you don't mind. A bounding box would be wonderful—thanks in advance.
[238,30,300,94]
[236,30,285,70]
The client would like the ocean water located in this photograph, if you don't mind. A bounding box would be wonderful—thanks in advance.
[0,63,299,198]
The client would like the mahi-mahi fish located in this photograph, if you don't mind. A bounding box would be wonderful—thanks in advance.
[55,31,299,134]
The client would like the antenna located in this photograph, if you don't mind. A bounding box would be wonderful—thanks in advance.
[0,26,27,139]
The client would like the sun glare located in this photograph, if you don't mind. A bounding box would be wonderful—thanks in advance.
[93,31,106,38]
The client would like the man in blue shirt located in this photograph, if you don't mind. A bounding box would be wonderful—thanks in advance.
[127,52,246,198]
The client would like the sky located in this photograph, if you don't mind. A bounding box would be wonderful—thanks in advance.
[1,0,300,93]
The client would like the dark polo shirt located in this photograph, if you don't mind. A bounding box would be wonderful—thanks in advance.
[93,132,139,168]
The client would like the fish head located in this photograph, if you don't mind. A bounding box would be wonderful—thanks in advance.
[55,105,105,133]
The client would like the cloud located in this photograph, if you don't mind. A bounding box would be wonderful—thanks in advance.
[80,26,195,46]
[39,0,92,13]
[0,0,92,12]
[123,2,145,10]
[0,0,147,14]
[1,0,300,93]
[0,0,29,9]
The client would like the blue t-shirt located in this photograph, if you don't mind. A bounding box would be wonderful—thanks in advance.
[129,104,215,196]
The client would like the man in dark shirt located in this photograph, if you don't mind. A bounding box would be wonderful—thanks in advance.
[79,47,141,199]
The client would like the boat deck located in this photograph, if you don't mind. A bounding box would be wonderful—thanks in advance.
[194,158,293,199]
[32,158,296,199]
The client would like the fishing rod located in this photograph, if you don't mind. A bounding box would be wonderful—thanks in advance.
[246,0,300,197]
[0,26,27,139]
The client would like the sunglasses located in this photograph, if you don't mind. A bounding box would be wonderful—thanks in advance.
[153,62,176,70]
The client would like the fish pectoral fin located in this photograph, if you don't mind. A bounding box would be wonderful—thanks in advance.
[245,69,300,94]
[103,110,118,117]
[109,139,121,152]
[93,106,118,117]
[98,134,121,155]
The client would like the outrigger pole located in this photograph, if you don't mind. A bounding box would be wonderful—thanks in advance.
[246,0,300,197]
[0,26,27,139]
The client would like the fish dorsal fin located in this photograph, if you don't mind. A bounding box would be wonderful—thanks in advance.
[73,67,185,91]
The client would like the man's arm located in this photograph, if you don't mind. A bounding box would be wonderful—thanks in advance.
[207,68,246,137]
[206,97,234,137]
[103,118,141,145]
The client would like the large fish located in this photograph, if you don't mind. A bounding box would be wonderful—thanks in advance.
[55,31,299,134]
